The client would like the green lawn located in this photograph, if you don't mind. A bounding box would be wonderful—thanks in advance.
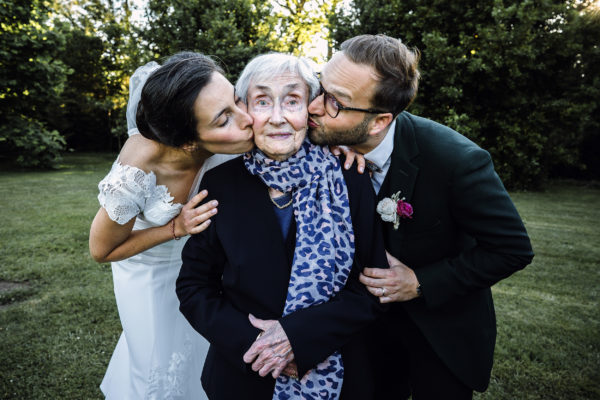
[1,153,598,399]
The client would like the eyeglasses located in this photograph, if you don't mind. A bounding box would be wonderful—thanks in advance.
[316,78,389,119]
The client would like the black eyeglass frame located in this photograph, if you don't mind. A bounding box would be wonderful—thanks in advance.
[316,77,389,118]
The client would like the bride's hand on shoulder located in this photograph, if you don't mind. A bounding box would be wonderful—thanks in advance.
[178,189,218,236]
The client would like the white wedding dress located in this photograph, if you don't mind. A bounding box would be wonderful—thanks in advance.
[98,60,237,399]
[98,153,236,399]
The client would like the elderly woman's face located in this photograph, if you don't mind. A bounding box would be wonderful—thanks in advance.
[247,73,308,161]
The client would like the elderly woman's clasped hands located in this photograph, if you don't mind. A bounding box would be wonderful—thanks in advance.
[243,314,298,379]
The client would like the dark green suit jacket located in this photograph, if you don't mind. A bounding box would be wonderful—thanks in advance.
[377,112,534,391]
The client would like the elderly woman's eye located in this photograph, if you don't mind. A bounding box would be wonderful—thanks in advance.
[256,99,271,107]
[283,97,302,109]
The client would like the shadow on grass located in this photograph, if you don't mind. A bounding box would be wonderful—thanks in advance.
[0,280,35,308]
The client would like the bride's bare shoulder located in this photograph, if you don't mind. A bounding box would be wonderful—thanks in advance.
[117,134,161,172]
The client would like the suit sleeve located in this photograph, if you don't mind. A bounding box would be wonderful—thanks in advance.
[176,174,261,373]
[414,147,534,308]
[279,168,388,377]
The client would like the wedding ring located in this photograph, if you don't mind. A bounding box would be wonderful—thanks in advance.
[381,287,386,296]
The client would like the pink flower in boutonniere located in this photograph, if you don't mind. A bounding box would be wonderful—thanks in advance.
[397,199,413,219]
[376,190,413,230]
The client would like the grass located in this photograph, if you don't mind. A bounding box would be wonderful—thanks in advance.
[1,153,599,399]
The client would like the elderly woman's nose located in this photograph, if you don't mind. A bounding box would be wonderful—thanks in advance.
[269,103,286,124]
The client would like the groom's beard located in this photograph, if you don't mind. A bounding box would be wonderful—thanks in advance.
[309,116,371,146]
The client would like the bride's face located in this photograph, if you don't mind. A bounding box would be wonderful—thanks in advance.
[193,72,254,154]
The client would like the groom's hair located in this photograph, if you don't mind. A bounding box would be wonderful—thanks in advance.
[340,34,420,117]
[136,52,224,148]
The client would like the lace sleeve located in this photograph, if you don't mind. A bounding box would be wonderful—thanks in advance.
[97,162,156,225]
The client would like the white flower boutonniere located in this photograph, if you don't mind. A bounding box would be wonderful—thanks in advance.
[376,190,414,230]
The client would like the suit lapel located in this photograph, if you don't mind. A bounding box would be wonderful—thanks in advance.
[386,112,419,203]
[378,113,420,249]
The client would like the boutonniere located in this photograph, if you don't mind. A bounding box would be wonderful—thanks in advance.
[376,191,413,230]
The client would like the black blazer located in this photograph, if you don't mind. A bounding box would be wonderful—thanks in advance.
[177,156,387,400]
[372,112,534,391]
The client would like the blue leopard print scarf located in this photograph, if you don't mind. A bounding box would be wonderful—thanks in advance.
[244,139,355,400]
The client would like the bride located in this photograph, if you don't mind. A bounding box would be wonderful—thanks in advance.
[89,52,252,399]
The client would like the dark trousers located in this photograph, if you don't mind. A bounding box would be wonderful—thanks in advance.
[370,307,473,400]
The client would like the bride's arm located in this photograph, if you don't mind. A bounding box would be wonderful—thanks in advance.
[89,191,216,263]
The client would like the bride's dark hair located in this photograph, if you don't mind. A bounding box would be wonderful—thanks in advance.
[136,52,224,148]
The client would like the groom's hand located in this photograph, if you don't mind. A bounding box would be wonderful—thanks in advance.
[243,314,295,379]
[359,251,420,303]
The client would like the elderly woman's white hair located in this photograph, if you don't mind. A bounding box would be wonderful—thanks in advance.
[235,53,320,103]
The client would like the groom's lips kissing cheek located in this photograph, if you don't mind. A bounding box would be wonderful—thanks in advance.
[308,117,320,129]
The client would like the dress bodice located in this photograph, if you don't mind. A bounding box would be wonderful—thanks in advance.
[97,154,239,264]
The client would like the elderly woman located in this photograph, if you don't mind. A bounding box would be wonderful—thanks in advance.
[176,53,387,400]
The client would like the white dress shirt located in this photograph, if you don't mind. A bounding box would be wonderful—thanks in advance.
[364,119,396,194]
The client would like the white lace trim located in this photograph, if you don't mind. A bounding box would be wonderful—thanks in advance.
[145,335,194,400]
[98,161,182,225]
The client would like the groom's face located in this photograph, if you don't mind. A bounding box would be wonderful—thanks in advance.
[308,52,378,148]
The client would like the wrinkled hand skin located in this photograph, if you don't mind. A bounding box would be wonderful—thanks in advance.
[359,251,420,303]
[243,314,295,378]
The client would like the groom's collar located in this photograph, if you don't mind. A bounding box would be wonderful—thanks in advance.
[364,119,396,170]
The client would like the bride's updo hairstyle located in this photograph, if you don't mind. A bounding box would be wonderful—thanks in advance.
[136,52,224,148]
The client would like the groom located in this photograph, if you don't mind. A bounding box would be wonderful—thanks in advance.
[307,34,534,399]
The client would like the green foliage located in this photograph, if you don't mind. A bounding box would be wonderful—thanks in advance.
[1,154,599,398]
[143,0,275,81]
[50,0,143,151]
[329,0,600,188]
[269,0,342,61]
[0,0,69,167]
[0,115,66,167]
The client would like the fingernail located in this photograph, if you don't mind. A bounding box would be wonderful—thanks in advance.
[345,163,350,169]
[211,208,218,214]
[201,190,207,195]
[211,200,218,206]
[359,167,364,173]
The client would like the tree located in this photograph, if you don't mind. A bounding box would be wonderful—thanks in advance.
[571,5,600,179]
[268,0,342,61]
[329,0,599,188]
[51,0,143,151]
[0,0,68,167]
[142,0,275,81]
